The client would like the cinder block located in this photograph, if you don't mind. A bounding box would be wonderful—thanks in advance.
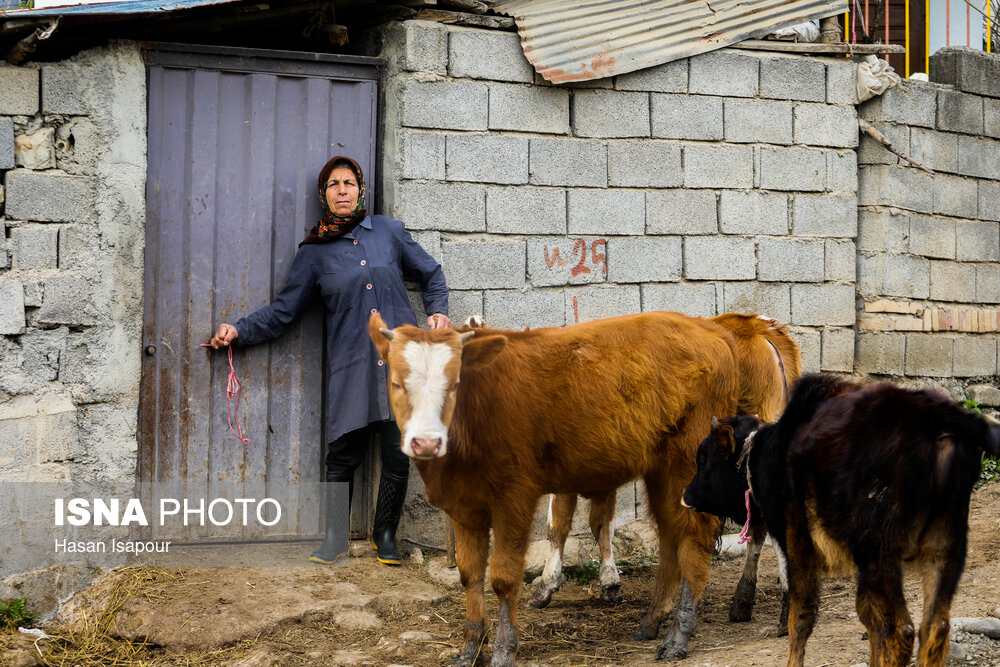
[606,236,682,283]
[956,220,1000,262]
[905,334,953,376]
[448,290,484,324]
[11,226,58,270]
[489,84,570,135]
[397,20,447,74]
[446,134,528,185]
[856,331,905,374]
[932,173,978,218]
[825,239,856,282]
[650,93,723,140]
[937,89,984,135]
[565,284,640,324]
[857,165,934,213]
[394,181,485,232]
[883,253,930,299]
[568,190,644,235]
[484,289,565,329]
[791,284,855,326]
[821,328,855,372]
[957,135,1000,180]
[487,187,565,234]
[0,119,14,171]
[4,169,95,224]
[684,237,756,280]
[986,97,1000,139]
[857,121,907,166]
[930,260,977,302]
[826,60,860,105]
[38,273,95,326]
[981,181,1000,222]
[409,231,441,264]
[642,282,717,317]
[758,238,824,283]
[857,209,908,254]
[689,50,759,98]
[572,90,650,138]
[827,150,858,192]
[529,138,606,187]
[858,83,937,129]
[441,239,525,290]
[0,280,26,335]
[723,282,790,322]
[719,190,788,235]
[791,193,857,238]
[908,127,958,174]
[684,145,753,189]
[608,140,681,188]
[909,214,955,259]
[724,98,793,144]
[401,79,488,131]
[793,103,858,148]
[400,131,445,180]
[790,326,821,373]
[448,30,533,83]
[0,65,39,115]
[615,60,687,93]
[759,147,825,191]
[42,63,91,114]
[930,46,1000,98]
[646,190,717,235]
[954,336,998,376]
[527,236,606,286]
[977,264,1000,303]
[760,55,825,102]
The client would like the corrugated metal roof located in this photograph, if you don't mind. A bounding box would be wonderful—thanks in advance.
[494,0,845,83]
[1,0,241,17]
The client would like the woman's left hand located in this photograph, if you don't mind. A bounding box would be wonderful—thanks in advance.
[428,313,453,330]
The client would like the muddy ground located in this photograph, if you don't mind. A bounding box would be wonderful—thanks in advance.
[2,486,999,667]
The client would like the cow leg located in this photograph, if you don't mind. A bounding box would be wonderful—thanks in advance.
[589,491,623,604]
[784,531,820,667]
[530,493,576,609]
[453,521,490,667]
[916,527,966,667]
[635,475,680,641]
[856,563,914,667]
[773,542,790,637]
[489,507,536,667]
[729,522,766,622]
[656,529,715,660]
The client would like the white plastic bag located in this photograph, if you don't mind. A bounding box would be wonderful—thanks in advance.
[857,55,902,102]
[766,20,820,42]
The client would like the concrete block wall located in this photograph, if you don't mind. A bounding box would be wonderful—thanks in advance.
[857,47,1000,379]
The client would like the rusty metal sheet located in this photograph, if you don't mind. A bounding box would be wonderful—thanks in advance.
[494,0,846,83]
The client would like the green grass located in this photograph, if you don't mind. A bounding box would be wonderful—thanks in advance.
[0,598,38,630]
[562,555,660,584]
[963,398,999,487]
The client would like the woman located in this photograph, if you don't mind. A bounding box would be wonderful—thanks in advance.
[209,156,451,566]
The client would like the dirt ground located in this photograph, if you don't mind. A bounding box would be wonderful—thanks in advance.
[2,485,999,667]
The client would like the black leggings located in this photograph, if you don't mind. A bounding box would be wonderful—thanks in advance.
[325,420,409,482]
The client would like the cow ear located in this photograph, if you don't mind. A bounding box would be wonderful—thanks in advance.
[461,334,507,369]
[713,424,736,455]
[369,313,391,361]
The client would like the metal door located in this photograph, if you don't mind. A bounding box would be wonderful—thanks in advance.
[139,43,382,541]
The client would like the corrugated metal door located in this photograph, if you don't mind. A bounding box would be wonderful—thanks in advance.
[139,44,382,541]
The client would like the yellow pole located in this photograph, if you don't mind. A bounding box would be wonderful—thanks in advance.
[906,0,911,76]
[989,0,993,52]
[926,0,930,72]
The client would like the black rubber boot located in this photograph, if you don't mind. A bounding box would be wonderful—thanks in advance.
[372,471,407,565]
[309,476,352,566]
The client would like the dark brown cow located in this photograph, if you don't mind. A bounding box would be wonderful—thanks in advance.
[682,374,1000,667]
[370,311,739,665]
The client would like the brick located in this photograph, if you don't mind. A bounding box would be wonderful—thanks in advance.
[957,135,1000,180]
[615,60,687,93]
[759,147,825,191]
[568,190,644,235]
[760,55,825,102]
[401,79,488,131]
[986,97,1000,139]
[650,94,723,141]
[446,134,528,185]
[758,238,824,282]
[883,253,930,298]
[908,128,958,174]
[821,328,855,372]
[448,30,533,83]
[858,83,937,129]
[909,214,955,259]
[930,260,977,302]
[38,273,95,326]
[977,264,1000,303]
[825,239,856,282]
[4,170,95,224]
[930,46,1000,98]
[937,89,984,135]
[397,20,447,74]
[527,237,606,286]
[565,284,640,324]
[718,191,787,235]
[646,190,717,235]
[932,173,978,218]
[606,236,682,283]
[790,326,821,373]
[826,60,859,105]
[791,284,855,326]
[827,150,858,192]
[0,280,26,335]
[856,331,905,374]
[725,98,793,144]
[484,289,565,329]
[954,336,998,376]
[684,237,756,280]
[981,181,1000,222]
[394,182,485,231]
[572,90,650,138]
[684,145,753,189]
[857,121,907,166]
[905,334,953,376]
[957,221,1000,262]
[792,194,857,238]
[11,226,58,270]
[489,84,570,135]
[723,282,790,322]
[441,240,525,290]
[689,50,759,98]
[608,140,681,188]
[793,103,858,148]
[409,231,441,264]
[0,65,39,115]
[857,165,934,213]
[642,282,717,317]
[487,187,565,234]
[400,131,444,180]
[529,138,606,187]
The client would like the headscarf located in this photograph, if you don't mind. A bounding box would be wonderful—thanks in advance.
[299,156,367,246]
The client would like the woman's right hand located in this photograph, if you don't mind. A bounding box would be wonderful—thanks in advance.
[210,323,238,349]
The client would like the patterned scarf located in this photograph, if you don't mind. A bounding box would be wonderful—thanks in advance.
[300,156,368,246]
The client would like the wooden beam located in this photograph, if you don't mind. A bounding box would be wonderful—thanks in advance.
[415,8,515,29]
[733,39,906,54]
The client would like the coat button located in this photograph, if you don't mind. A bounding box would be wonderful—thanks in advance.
[353,239,358,245]
[377,360,384,366]
[366,283,373,290]
[371,308,377,314]
[360,260,366,266]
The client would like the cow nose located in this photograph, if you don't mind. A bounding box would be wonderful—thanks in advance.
[411,437,442,457]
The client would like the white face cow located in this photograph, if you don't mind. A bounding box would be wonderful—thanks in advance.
[368,313,505,459]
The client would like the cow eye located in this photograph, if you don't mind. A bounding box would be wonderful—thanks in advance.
[391,381,404,391]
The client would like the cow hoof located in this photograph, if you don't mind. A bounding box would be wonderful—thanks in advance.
[776,623,788,638]
[634,621,659,641]
[489,652,515,667]
[529,587,554,609]
[600,583,623,604]
[728,601,753,623]
[655,642,688,661]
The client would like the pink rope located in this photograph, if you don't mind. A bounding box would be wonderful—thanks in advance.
[737,488,752,544]
[200,344,250,445]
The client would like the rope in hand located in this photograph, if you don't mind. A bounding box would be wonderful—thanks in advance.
[737,488,752,545]
[199,343,250,445]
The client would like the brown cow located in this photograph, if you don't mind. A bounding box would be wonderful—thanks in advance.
[369,311,738,665]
